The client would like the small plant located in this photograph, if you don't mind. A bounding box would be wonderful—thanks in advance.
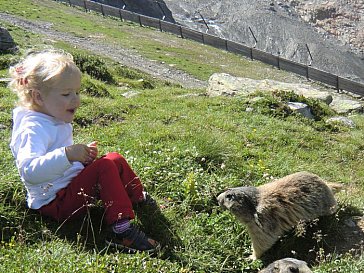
[80,75,112,98]
[0,55,12,70]
[73,53,115,84]
[182,171,197,198]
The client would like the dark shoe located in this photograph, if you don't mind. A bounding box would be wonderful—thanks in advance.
[141,191,157,207]
[134,191,158,209]
[105,224,160,254]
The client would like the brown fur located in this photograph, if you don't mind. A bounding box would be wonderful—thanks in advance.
[217,171,340,259]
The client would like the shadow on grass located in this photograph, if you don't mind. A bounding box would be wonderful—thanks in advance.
[18,201,184,260]
[260,203,364,267]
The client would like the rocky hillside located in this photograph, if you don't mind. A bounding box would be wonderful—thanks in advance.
[287,0,364,55]
[142,0,364,84]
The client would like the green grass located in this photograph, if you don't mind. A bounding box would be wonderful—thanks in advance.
[1,0,364,272]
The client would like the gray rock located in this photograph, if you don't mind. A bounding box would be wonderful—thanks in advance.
[122,90,140,98]
[329,98,363,114]
[207,73,364,114]
[0,27,16,51]
[326,116,356,128]
[163,0,364,84]
[207,73,333,104]
[287,102,314,119]
[92,0,175,23]
[259,258,313,273]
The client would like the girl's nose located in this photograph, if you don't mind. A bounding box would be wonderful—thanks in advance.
[72,92,80,104]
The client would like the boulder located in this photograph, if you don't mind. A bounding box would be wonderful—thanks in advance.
[326,116,356,128]
[207,73,333,104]
[287,102,314,119]
[0,27,16,52]
[329,98,363,114]
[207,73,364,114]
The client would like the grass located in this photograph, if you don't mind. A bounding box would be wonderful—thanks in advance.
[1,0,364,272]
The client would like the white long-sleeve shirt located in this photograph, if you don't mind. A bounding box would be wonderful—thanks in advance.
[10,107,84,209]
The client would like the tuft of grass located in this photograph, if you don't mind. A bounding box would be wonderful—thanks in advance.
[80,75,113,98]
[73,53,115,84]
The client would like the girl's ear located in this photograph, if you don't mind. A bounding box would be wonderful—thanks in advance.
[31,89,44,106]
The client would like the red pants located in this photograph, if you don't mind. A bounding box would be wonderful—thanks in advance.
[39,152,144,225]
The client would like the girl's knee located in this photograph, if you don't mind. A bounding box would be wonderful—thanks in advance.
[105,152,127,165]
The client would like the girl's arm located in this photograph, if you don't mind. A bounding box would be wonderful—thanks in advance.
[16,130,73,185]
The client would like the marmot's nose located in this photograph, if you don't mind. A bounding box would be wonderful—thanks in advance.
[216,192,225,207]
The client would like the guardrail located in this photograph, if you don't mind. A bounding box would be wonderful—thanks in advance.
[56,0,364,97]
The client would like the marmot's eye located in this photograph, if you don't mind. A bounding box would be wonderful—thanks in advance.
[288,266,299,273]
[226,194,234,201]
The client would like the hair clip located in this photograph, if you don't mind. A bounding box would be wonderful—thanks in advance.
[15,65,24,74]
[18,78,28,86]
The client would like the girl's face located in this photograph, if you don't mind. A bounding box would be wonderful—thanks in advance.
[36,67,81,123]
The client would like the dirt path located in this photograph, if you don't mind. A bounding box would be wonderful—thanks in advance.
[0,12,206,89]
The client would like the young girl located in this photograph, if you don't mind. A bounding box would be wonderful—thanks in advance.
[8,49,160,253]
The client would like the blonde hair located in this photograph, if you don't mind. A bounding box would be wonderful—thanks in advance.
[8,49,81,108]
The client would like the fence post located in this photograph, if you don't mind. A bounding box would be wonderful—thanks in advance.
[277,51,281,70]
[101,4,104,16]
[120,0,126,9]
[119,9,123,21]
[83,0,87,12]
[305,44,313,66]
[336,75,339,91]
[198,12,209,33]
[155,1,166,20]
[248,27,257,48]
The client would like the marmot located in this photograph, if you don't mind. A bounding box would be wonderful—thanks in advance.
[258,258,313,273]
[217,171,340,260]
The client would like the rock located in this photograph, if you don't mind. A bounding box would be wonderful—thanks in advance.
[163,0,364,83]
[259,258,313,273]
[92,0,176,23]
[329,98,363,114]
[122,90,140,98]
[344,218,356,228]
[207,73,364,114]
[207,73,333,104]
[326,116,356,128]
[0,27,16,52]
[287,102,314,119]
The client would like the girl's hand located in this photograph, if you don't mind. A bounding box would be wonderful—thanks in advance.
[65,141,98,165]
[87,141,99,163]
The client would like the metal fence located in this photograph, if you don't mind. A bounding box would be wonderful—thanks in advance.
[57,0,364,97]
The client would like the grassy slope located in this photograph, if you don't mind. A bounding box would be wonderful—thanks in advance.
[0,0,363,272]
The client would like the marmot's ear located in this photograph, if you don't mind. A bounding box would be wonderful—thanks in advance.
[254,213,263,228]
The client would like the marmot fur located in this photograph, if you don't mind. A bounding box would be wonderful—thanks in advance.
[217,171,340,259]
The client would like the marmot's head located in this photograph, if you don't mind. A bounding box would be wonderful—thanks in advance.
[217,186,259,223]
